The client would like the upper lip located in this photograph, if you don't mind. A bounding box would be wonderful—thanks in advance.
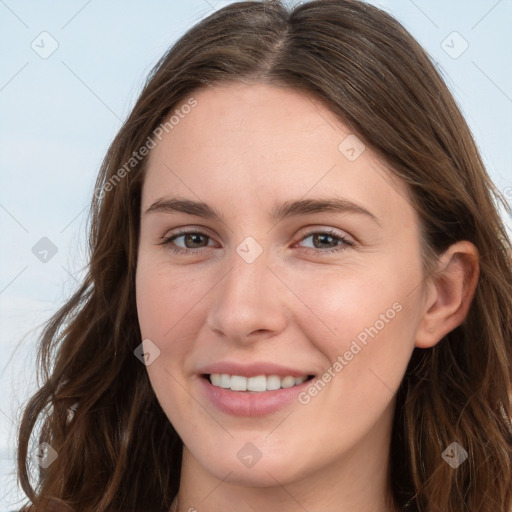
[197,362,314,378]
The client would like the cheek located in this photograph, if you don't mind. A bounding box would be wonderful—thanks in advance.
[287,262,406,346]
[136,248,421,362]
[292,257,422,396]
[135,256,206,341]
[135,259,201,424]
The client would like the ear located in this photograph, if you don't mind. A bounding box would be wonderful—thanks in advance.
[415,241,479,348]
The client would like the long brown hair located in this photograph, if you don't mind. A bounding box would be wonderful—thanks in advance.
[16,1,512,510]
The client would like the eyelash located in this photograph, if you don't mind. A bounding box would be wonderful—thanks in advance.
[158,228,355,256]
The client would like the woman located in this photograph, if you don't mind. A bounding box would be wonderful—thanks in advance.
[16,1,512,511]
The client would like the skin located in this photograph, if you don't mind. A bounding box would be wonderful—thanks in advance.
[135,82,479,512]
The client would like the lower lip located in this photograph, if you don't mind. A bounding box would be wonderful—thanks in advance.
[199,376,313,417]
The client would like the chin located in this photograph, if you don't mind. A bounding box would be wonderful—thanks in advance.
[180,430,309,486]
[196,452,305,487]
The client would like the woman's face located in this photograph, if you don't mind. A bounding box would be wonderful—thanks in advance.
[136,82,427,488]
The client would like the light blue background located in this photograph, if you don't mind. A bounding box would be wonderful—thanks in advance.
[1,0,511,508]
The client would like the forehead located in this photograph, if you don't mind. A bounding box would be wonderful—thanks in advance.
[142,82,413,226]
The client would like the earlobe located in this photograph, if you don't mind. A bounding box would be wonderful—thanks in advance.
[415,241,479,349]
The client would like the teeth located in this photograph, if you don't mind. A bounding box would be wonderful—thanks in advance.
[281,376,296,388]
[230,375,247,391]
[209,374,309,392]
[266,375,281,391]
[247,375,266,392]
[219,374,231,388]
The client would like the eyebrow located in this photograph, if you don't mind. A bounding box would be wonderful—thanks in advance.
[145,197,380,225]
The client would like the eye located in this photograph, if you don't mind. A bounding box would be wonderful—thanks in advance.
[158,228,355,256]
[296,229,354,254]
[158,230,215,255]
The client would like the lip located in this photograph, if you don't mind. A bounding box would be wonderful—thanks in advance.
[196,362,315,417]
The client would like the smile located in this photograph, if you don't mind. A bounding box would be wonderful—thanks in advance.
[208,373,310,392]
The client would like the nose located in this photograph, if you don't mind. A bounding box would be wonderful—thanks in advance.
[205,244,289,344]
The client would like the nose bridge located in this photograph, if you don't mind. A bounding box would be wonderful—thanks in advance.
[206,238,286,340]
